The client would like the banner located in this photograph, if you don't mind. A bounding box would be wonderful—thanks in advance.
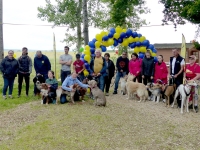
[181,34,186,59]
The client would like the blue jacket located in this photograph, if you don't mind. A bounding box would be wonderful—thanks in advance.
[34,55,51,75]
[90,56,107,77]
[45,78,58,92]
[62,76,89,91]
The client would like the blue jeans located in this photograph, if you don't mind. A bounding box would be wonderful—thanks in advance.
[3,77,15,95]
[97,75,105,92]
[114,72,126,92]
[60,94,67,104]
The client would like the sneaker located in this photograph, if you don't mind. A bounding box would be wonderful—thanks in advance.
[17,95,20,98]
[113,91,117,94]
[8,95,12,99]
[194,106,198,113]
[163,99,166,103]
[26,94,28,97]
[106,93,109,96]
[3,95,6,100]
[52,99,56,104]
[189,104,193,109]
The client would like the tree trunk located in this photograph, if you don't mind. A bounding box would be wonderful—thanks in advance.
[0,0,3,63]
[82,0,89,45]
[77,0,82,53]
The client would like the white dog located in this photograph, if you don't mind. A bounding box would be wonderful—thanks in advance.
[171,80,197,114]
[146,83,162,103]
[120,76,127,95]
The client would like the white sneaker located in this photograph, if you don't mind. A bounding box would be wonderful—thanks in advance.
[8,95,12,99]
[105,92,109,96]
[163,99,166,103]
[41,100,43,104]
[3,95,6,100]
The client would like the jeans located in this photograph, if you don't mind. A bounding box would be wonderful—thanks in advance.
[114,72,126,92]
[104,76,112,93]
[60,94,67,104]
[3,77,15,95]
[77,73,85,82]
[61,70,71,83]
[18,73,30,96]
[97,75,105,92]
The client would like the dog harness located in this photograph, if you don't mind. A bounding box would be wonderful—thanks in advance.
[183,84,191,97]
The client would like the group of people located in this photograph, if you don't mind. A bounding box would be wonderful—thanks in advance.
[1,46,200,111]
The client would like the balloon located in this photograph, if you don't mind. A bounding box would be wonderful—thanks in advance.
[79,47,84,52]
[152,53,157,57]
[114,39,118,47]
[115,26,122,33]
[110,28,116,34]
[121,39,129,46]
[85,45,90,51]
[108,32,114,38]
[135,42,141,47]
[108,38,114,46]
[13,53,16,59]
[135,37,139,42]
[154,57,158,63]
[102,36,109,41]
[138,53,144,59]
[120,32,126,39]
[100,45,107,52]
[95,34,102,42]
[138,33,142,37]
[128,36,134,43]
[140,46,147,53]
[134,47,140,53]
[122,29,127,33]
[102,41,109,47]
[118,38,123,43]
[84,63,90,69]
[148,44,154,50]
[130,43,136,48]
[81,54,85,58]
[114,33,120,39]
[139,36,146,42]
[142,40,150,47]
[126,29,132,37]
[101,31,108,37]
[90,48,95,54]
[83,70,89,76]
[83,50,90,55]
[132,32,138,38]
[84,55,91,63]
[87,88,90,93]
[88,41,95,48]
[152,48,157,53]
[95,41,101,48]
[92,38,97,43]
[80,58,84,62]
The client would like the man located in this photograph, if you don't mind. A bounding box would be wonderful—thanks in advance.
[169,49,185,107]
[59,46,73,83]
[113,51,129,94]
[34,51,51,80]
[61,72,89,104]
[17,47,32,97]
[73,54,85,81]
[90,49,107,92]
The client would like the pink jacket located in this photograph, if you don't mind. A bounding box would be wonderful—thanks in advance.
[129,58,142,76]
[154,62,168,84]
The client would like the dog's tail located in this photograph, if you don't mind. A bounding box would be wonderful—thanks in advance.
[144,90,148,100]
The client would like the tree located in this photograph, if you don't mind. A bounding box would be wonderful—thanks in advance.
[82,0,89,45]
[0,0,3,63]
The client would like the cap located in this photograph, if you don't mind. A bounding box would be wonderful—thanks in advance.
[189,55,196,59]
[76,54,80,58]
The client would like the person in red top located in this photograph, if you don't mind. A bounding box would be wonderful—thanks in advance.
[154,55,168,84]
[73,54,85,81]
[129,53,142,83]
[185,55,200,112]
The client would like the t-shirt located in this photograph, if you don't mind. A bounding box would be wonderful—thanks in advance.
[94,57,103,74]
[59,54,73,71]
[172,57,185,74]
[73,60,84,73]
[185,63,200,79]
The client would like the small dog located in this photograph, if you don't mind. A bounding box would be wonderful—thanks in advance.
[171,80,197,114]
[88,80,106,107]
[146,83,162,103]
[120,75,127,95]
[40,83,50,105]
[162,83,176,107]
[33,74,45,96]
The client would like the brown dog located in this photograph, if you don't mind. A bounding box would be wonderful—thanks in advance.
[162,83,176,107]
[40,83,50,105]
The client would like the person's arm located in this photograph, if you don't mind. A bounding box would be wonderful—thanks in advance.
[116,57,120,71]
[34,58,39,74]
[29,57,32,74]
[100,58,107,75]
[141,60,144,76]
[59,55,66,65]
[15,60,19,75]
[61,79,72,91]
[50,82,58,90]
[76,79,89,88]
[0,59,5,74]
[175,59,185,78]
[161,63,168,80]
[151,60,155,77]
[73,62,76,73]
[126,59,129,74]
[46,57,51,71]
[90,60,94,74]
[111,61,115,77]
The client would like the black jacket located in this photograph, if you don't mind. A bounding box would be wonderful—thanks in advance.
[0,56,19,79]
[90,56,107,77]
[34,55,51,75]
[106,59,115,79]
[116,56,129,74]
[142,56,154,76]
[170,55,184,80]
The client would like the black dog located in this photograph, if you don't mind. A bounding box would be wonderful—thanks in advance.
[33,74,45,96]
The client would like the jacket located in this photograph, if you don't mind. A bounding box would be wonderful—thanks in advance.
[90,56,107,77]
[142,56,154,76]
[34,55,51,75]
[18,55,32,74]
[62,76,89,91]
[45,78,58,92]
[154,62,168,84]
[129,58,142,76]
[106,59,115,79]
[116,56,129,74]
[170,55,184,80]
[0,56,19,79]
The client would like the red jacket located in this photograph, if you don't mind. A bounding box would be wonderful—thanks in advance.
[129,58,142,76]
[154,62,168,84]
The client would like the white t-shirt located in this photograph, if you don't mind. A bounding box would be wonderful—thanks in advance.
[171,57,185,74]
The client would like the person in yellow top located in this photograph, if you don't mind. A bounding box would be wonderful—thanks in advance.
[90,49,107,92]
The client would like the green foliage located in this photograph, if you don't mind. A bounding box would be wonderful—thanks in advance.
[193,41,200,50]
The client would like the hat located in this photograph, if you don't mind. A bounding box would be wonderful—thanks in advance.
[76,54,80,58]
[189,55,196,59]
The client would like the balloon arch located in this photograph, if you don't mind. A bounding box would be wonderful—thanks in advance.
[80,26,158,76]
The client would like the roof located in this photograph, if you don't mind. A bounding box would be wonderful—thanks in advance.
[154,43,193,49]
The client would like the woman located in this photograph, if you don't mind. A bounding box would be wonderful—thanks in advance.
[104,53,115,96]
[129,53,142,83]
[142,51,154,85]
[73,53,85,81]
[0,50,19,99]
[185,55,200,112]
[154,55,168,84]
[43,70,58,104]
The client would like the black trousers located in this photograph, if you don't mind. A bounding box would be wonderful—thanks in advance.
[143,75,152,85]
[61,70,71,83]
[133,75,142,83]
[18,73,30,96]
[104,76,112,93]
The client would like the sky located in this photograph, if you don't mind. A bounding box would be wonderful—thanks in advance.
[3,0,200,51]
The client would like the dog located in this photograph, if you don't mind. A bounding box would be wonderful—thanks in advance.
[88,80,106,107]
[171,80,197,114]
[162,83,176,107]
[40,83,50,105]
[126,74,148,102]
[33,74,45,96]
[146,82,162,103]
[120,75,127,95]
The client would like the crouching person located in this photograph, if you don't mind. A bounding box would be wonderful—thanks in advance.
[61,72,89,104]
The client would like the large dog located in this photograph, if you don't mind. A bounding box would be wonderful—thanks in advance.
[120,75,127,95]
[171,80,197,114]
[88,80,106,107]
[33,74,45,96]
[126,74,148,102]
[162,83,176,107]
[146,83,162,103]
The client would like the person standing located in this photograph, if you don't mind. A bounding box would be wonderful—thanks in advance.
[113,51,129,94]
[141,51,154,85]
[129,53,142,83]
[0,50,19,99]
[73,54,85,81]
[90,49,107,92]
[34,51,51,80]
[169,49,185,108]
[59,46,73,83]
[104,53,115,96]
[17,47,32,97]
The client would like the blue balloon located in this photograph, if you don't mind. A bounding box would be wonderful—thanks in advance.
[108,32,114,38]
[154,57,158,63]
[100,46,107,52]
[142,40,150,47]
[130,43,136,48]
[91,54,95,57]
[84,63,90,69]
[135,42,141,47]
[114,39,118,46]
[132,32,138,38]
[92,38,97,43]
[126,29,132,37]
[148,44,154,50]
[80,58,84,62]
[88,41,95,48]
[120,32,126,39]
[81,54,85,58]
[152,48,157,53]
[139,53,145,59]
[102,36,109,41]
[118,38,123,43]
[90,48,95,54]
[110,28,116,34]
[138,34,142,37]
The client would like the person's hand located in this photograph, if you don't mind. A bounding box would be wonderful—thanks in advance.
[136,71,139,74]
[151,76,153,79]
[142,75,144,79]
[71,88,76,92]
[37,73,41,76]
[174,74,178,78]
[48,85,51,88]
[120,70,123,72]
[78,71,81,74]
[97,73,101,76]
[92,73,96,76]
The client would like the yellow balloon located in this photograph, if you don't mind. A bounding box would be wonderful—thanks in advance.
[83,50,91,55]
[102,41,109,47]
[139,36,146,42]
[134,47,140,53]
[87,88,90,93]
[152,53,156,57]
[108,39,114,46]
[95,41,101,48]
[122,39,129,46]
[122,29,127,33]
[135,37,139,42]
[115,26,122,33]
[84,55,91,63]
[140,46,147,53]
[95,34,102,42]
[128,37,134,43]
[13,53,16,59]
[85,45,90,51]
[83,70,89,76]
[132,38,136,43]
[114,33,120,39]
[100,31,107,37]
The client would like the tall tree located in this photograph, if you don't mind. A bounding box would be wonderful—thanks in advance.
[0,0,3,63]
[82,0,89,45]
